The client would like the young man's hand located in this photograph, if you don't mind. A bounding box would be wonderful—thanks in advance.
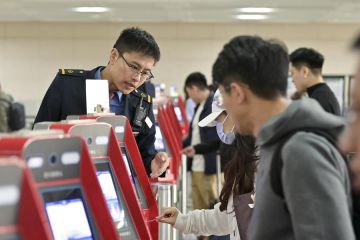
[150,152,169,178]
[156,207,179,225]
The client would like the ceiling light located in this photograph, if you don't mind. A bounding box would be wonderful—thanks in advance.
[238,8,274,13]
[73,7,110,13]
[235,15,267,20]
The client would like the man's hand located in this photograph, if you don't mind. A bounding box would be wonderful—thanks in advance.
[156,207,179,226]
[182,146,195,157]
[150,152,169,178]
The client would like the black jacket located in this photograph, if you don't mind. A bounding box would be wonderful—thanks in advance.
[307,82,341,116]
[34,66,157,174]
[183,92,219,175]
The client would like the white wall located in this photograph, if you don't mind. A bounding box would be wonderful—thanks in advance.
[0,22,359,115]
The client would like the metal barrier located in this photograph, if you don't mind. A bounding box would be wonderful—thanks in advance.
[153,182,178,240]
[180,153,187,214]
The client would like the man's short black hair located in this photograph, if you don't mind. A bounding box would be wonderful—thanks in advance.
[212,35,289,99]
[289,47,324,75]
[185,72,208,90]
[114,27,160,62]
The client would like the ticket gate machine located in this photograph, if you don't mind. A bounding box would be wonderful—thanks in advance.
[42,121,152,240]
[157,107,182,180]
[172,96,189,136]
[0,157,53,240]
[36,115,159,239]
[0,134,119,240]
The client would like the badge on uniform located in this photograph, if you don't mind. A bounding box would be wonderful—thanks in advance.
[145,117,153,129]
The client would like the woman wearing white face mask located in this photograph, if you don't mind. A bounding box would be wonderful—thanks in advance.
[182,90,236,158]
[158,90,258,240]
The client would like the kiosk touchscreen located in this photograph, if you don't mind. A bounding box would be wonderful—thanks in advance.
[119,145,148,209]
[95,159,138,239]
[42,187,94,240]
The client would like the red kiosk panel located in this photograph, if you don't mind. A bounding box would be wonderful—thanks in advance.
[0,134,119,240]
[0,158,53,240]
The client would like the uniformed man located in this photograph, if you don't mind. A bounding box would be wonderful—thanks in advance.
[34,27,169,178]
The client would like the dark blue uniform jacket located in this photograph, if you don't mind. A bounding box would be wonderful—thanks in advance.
[34,66,157,175]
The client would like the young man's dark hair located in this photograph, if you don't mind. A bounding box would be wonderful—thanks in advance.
[184,72,208,90]
[289,47,324,75]
[113,27,161,62]
[212,36,288,100]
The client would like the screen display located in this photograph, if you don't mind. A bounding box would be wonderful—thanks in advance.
[174,106,184,123]
[95,162,137,238]
[324,76,345,111]
[43,188,94,240]
[120,146,148,209]
[155,125,165,151]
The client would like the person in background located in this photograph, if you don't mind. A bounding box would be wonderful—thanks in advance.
[182,72,219,225]
[289,47,341,115]
[213,35,354,240]
[0,83,13,132]
[182,89,233,175]
[34,27,169,178]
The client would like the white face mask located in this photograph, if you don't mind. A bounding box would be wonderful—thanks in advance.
[216,115,236,145]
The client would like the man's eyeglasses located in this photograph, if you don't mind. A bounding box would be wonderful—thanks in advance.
[120,55,154,81]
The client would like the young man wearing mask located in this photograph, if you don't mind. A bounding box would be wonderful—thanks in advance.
[34,27,169,178]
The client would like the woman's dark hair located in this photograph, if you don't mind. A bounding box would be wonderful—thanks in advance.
[219,134,258,211]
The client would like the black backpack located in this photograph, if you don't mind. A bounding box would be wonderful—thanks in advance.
[0,98,25,131]
[270,127,360,239]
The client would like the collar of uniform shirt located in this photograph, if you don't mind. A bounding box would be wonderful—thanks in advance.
[95,67,123,102]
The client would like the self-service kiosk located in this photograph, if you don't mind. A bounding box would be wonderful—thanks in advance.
[40,121,152,240]
[173,96,189,135]
[0,157,53,240]
[0,134,119,240]
[91,116,159,240]
[157,107,182,179]
[38,115,160,239]
[166,103,183,145]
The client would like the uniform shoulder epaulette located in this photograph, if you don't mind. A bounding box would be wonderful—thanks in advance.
[58,69,85,77]
[131,89,152,103]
